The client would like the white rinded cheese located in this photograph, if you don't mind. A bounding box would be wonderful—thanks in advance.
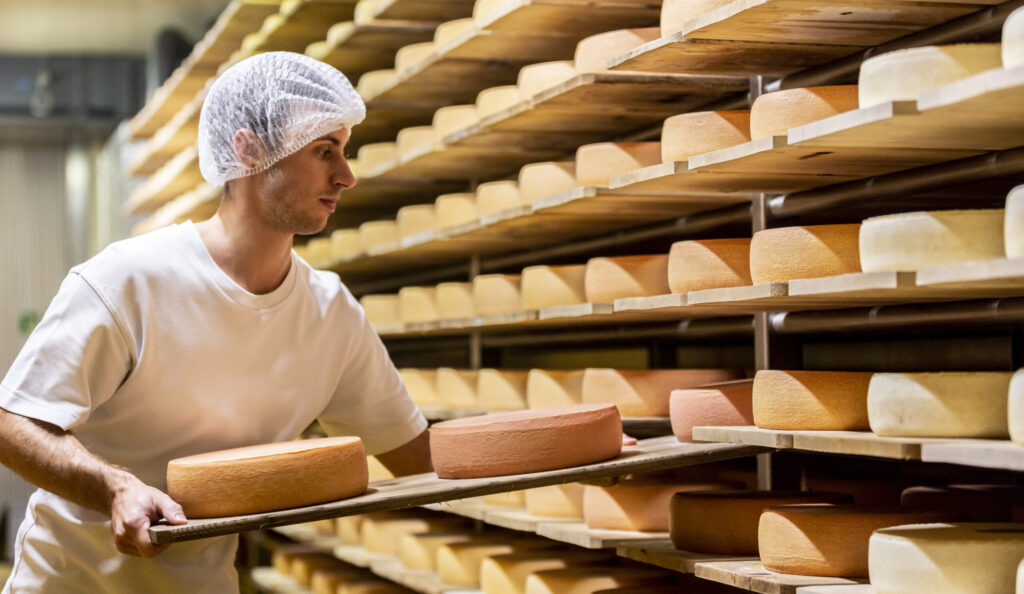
[518,161,577,203]
[399,368,440,407]
[1005,186,1024,258]
[434,193,479,230]
[477,85,523,120]
[359,294,401,328]
[574,28,661,74]
[1006,7,1024,68]
[436,368,479,409]
[330,229,361,260]
[868,372,1012,438]
[395,42,435,75]
[398,286,438,324]
[750,86,859,139]
[575,142,663,186]
[859,209,1005,272]
[473,274,522,315]
[478,369,529,411]
[436,282,475,320]
[859,44,1003,108]
[661,111,751,162]
[521,265,587,309]
[396,204,436,239]
[526,370,586,408]
[517,61,577,100]
[476,181,523,216]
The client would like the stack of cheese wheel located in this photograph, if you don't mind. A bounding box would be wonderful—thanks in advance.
[752,370,873,431]
[573,28,661,75]
[478,369,529,411]
[435,193,479,230]
[480,548,614,594]
[661,111,751,163]
[867,372,1012,438]
[574,142,663,187]
[358,220,399,253]
[750,86,859,139]
[870,523,1024,593]
[400,369,440,407]
[436,282,475,321]
[1007,6,1024,68]
[429,403,622,479]
[398,286,438,324]
[749,224,862,284]
[669,490,852,554]
[759,503,952,577]
[400,531,472,570]
[474,274,522,316]
[477,181,524,216]
[521,265,587,309]
[437,536,558,586]
[360,294,401,330]
[437,368,479,409]
[670,379,754,442]
[331,228,361,260]
[396,204,436,239]
[661,0,736,35]
[858,44,1003,108]
[361,510,470,555]
[859,209,1005,272]
[527,370,586,408]
[524,483,585,518]
[584,476,740,532]
[1010,368,1024,444]
[519,161,576,204]
[524,566,674,593]
[668,238,752,293]
[581,368,741,417]
[517,61,577,100]
[166,437,368,518]
[584,255,670,302]
[901,484,1022,521]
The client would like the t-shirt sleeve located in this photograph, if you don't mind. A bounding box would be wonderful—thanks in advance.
[0,272,133,430]
[318,287,427,455]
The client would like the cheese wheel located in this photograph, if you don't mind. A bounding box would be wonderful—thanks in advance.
[519,161,577,203]
[668,238,752,293]
[362,511,468,554]
[395,42,434,74]
[525,483,584,518]
[398,286,438,324]
[400,368,440,407]
[483,491,526,507]
[306,238,333,264]
[311,568,375,594]
[582,368,741,417]
[357,142,399,173]
[293,554,351,588]
[357,69,396,99]
[870,523,1024,594]
[661,111,752,162]
[1005,186,1024,258]
[575,142,663,187]
[396,126,436,159]
[353,0,383,25]
[859,209,1005,273]
[473,0,510,22]
[338,515,363,544]
[435,18,475,46]
[438,539,557,586]
[521,265,587,309]
[434,105,480,142]
[759,504,953,577]
[436,282,475,320]
[750,86,859,139]
[518,61,577,100]
[358,220,399,252]
[366,455,393,481]
[330,228,361,260]
[435,193,479,229]
[339,581,412,594]
[481,549,614,594]
[753,370,872,431]
[868,372,1012,438]
[477,85,522,120]
[902,485,1021,522]
[359,294,401,328]
[1006,7,1024,68]
[749,224,862,284]
[527,370,586,408]
[669,379,754,442]
[399,532,472,570]
[574,28,661,75]
[584,255,670,303]
[272,544,323,575]
[859,44,1003,108]
[669,490,852,554]
[524,567,673,594]
[473,274,522,315]
[166,437,368,518]
[476,181,523,216]
[1010,368,1024,444]
[478,369,529,411]
[583,482,732,531]
[805,477,911,506]
[310,518,336,534]
[429,403,623,479]
[661,0,735,36]
[437,368,479,409]
[396,204,436,239]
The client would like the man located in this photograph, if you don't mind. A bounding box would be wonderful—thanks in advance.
[0,52,430,592]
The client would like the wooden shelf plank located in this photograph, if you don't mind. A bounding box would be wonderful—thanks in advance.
[788,271,1023,304]
[915,257,1024,291]
[796,586,877,594]
[694,560,864,594]
[423,498,491,520]
[692,425,959,460]
[691,425,794,448]
[616,539,758,574]
[483,507,579,533]
[127,146,203,214]
[535,521,668,549]
[478,0,660,36]
[373,0,475,23]
[920,439,1024,472]
[916,65,1024,148]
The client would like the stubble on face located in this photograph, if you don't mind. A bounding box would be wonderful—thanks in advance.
[256,159,329,236]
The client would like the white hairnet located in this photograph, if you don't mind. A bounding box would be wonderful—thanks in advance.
[197,51,365,186]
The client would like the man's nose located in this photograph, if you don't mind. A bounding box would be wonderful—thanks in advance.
[333,158,357,189]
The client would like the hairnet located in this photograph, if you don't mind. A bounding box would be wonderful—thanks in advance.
[197,51,365,186]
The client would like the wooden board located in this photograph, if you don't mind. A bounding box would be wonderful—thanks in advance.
[483,506,579,532]
[692,425,793,448]
[373,0,475,23]
[478,0,660,36]
[538,302,614,321]
[151,436,765,544]
[915,257,1024,291]
[691,425,955,460]
[915,65,1024,149]
[920,439,1024,472]
[788,271,1024,303]
[694,561,864,594]
[535,521,669,549]
[616,539,758,574]
[609,160,858,195]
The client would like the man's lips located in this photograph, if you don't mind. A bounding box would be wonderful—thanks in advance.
[319,196,338,212]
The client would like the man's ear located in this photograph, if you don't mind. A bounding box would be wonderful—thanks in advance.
[232,129,264,168]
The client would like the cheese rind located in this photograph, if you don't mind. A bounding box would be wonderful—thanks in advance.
[574,28,661,74]
[517,61,577,100]
[359,294,401,328]
[582,368,741,417]
[668,238,752,293]
[753,370,873,431]
[436,282,475,320]
[477,85,522,120]
[398,286,439,324]
[859,44,1003,108]
[584,255,670,303]
[436,368,479,409]
[1005,186,1024,258]
[396,126,436,160]
[478,369,529,411]
[519,161,576,203]
[473,274,522,315]
[399,532,472,570]
[435,193,479,230]
[400,369,439,407]
[331,229,362,260]
[527,370,586,408]
[661,111,752,162]
[750,86,859,139]
[525,484,584,518]
[1010,368,1024,444]
[395,42,435,74]
[396,204,436,239]
[356,69,396,99]
[357,142,399,174]
[749,224,862,284]
[435,18,475,46]
[583,482,731,531]
[476,181,523,216]
[575,142,663,187]
[358,220,399,252]
[860,209,1005,272]
[660,0,736,35]
[521,265,587,309]
[433,105,480,142]
[867,372,1012,438]
[670,379,754,442]
[1006,7,1024,68]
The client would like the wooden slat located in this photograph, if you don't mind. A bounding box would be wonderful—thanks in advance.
[617,539,758,574]
[920,439,1024,472]
[535,521,668,549]
[478,0,660,35]
[792,270,1024,301]
[126,146,204,215]
[691,425,794,448]
[483,506,579,532]
[694,561,864,594]
[915,257,1024,291]
[691,425,956,460]
[309,22,436,91]
[372,0,475,23]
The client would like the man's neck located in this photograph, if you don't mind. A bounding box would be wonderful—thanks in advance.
[194,210,293,295]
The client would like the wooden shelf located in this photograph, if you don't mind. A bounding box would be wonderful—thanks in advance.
[477,0,659,36]
[372,0,475,24]
[126,146,203,215]
[248,0,358,53]
[131,183,222,237]
[617,539,757,574]
[128,90,206,177]
[535,522,668,550]
[693,425,961,461]
[916,257,1024,291]
[695,561,864,594]
[921,439,1024,472]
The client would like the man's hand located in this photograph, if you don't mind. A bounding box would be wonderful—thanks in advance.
[109,475,187,557]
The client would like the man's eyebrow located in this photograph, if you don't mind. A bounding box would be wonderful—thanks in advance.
[314,135,341,146]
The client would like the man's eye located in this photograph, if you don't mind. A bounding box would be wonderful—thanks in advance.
[320,149,332,158]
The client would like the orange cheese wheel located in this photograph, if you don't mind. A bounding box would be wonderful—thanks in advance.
[669,490,852,554]
[670,379,754,442]
[901,485,1022,522]
[584,255,670,303]
[584,482,735,531]
[749,224,862,284]
[750,86,859,139]
[752,370,873,431]
[661,111,752,162]
[668,238,752,293]
[166,437,367,518]
[574,28,661,75]
[582,368,742,417]
[759,504,953,577]
[429,404,622,478]
[481,549,614,594]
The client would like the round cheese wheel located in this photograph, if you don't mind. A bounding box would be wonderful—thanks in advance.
[867,372,1012,438]
[583,482,735,531]
[670,379,754,442]
[395,42,434,74]
[519,161,577,203]
[574,28,661,75]
[399,531,472,570]
[338,515,363,544]
[311,567,376,594]
[525,483,584,518]
[473,274,522,315]
[584,255,671,303]
[366,455,393,481]
[901,485,1022,522]
[330,228,361,260]
[305,238,332,264]
[859,209,1005,273]
[481,549,613,594]
[436,368,479,409]
[438,538,556,586]
[339,581,412,594]
[749,224,862,284]
[870,523,1024,593]
[750,86,859,139]
[478,369,529,411]
[1010,368,1024,444]
[483,490,526,507]
[521,265,588,309]
[358,220,399,252]
[398,286,438,324]
[292,553,351,588]
[473,0,510,22]
[661,111,752,162]
[575,142,663,187]
[582,368,741,417]
[859,44,1003,108]
[434,18,475,46]
[429,403,623,478]
[1005,186,1024,258]
[1006,7,1024,68]
[359,294,400,328]
[361,511,467,554]
[477,85,522,120]
[396,126,436,160]
[436,282,475,320]
[434,192,479,229]
[356,69,396,99]
[668,238,752,293]
[399,368,439,407]
[433,105,480,142]
[660,0,735,36]
[166,437,368,518]
[353,0,383,25]
[396,204,436,239]
[357,142,399,173]
[518,61,577,100]
[476,180,523,216]
[669,490,852,554]
[272,544,323,575]
[527,370,586,408]
[753,370,873,431]
[524,567,673,594]
[759,504,953,577]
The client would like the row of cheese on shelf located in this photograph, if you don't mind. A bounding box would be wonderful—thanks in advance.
[266,541,407,593]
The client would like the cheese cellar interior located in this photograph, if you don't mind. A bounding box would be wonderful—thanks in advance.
[6,0,1024,591]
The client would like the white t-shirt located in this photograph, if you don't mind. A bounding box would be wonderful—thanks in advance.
[0,221,426,593]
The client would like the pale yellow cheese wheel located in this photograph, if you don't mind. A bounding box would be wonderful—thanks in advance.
[357,142,399,173]
[396,204,436,239]
[476,181,523,216]
[272,544,324,575]
[1005,185,1024,258]
[1006,7,1024,68]
[582,368,741,417]
[326,20,356,47]
[330,228,362,260]
[901,485,1022,522]
[583,482,731,531]
[868,372,1012,438]
[473,0,512,22]
[395,42,435,75]
[435,193,479,229]
[396,126,436,159]
[481,549,613,594]
[521,265,588,309]
[435,18,475,46]
[517,61,577,100]
[519,161,577,203]
[310,567,375,594]
[483,491,526,507]
[859,44,1003,108]
[477,85,522,120]
[399,531,472,570]
[361,511,467,554]
[353,0,383,25]
[293,555,354,588]
[661,0,735,36]
[437,368,479,409]
[436,282,475,320]
[434,105,480,142]
[359,294,401,328]
[870,523,1024,593]
[338,515,364,544]
[398,286,438,324]
[661,111,752,162]
[750,85,859,139]
[859,209,1005,272]
[339,581,413,594]
[753,369,873,430]
[575,142,663,187]
[525,483,584,518]
[438,539,557,586]
[399,368,440,407]
[1011,368,1024,444]
[478,369,529,411]
[473,274,522,315]
[574,28,661,74]
[305,238,333,264]
[749,224,862,284]
[668,238,752,293]
[524,567,673,594]
[584,255,670,302]
[356,69,396,99]
[366,455,391,480]
[526,370,586,408]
